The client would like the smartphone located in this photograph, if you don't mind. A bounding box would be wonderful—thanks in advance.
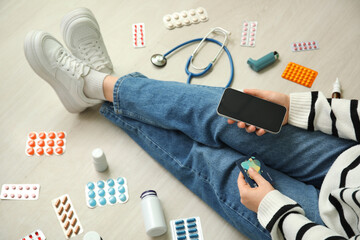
[217,88,287,134]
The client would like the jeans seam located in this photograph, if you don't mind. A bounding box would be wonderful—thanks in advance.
[113,72,147,114]
[195,85,224,90]
[112,73,158,126]
[104,108,185,167]
[103,108,270,238]
[113,77,125,114]
[120,109,158,128]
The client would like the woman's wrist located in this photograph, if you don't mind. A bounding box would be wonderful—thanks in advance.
[288,92,312,129]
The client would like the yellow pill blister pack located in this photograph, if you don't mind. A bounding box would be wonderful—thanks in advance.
[282,62,318,88]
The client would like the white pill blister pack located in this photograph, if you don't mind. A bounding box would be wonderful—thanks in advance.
[170,216,204,240]
[85,177,129,208]
[163,7,208,29]
[241,21,258,47]
[20,229,46,240]
[1,184,40,200]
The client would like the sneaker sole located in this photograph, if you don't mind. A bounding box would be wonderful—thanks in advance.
[24,31,88,113]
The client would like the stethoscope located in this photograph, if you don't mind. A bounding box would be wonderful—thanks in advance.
[150,27,234,88]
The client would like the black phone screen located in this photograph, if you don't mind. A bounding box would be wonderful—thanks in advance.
[217,88,287,133]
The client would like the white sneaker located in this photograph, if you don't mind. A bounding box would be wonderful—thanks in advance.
[24,30,102,113]
[61,8,113,74]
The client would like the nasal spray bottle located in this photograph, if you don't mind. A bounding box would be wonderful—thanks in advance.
[332,78,341,99]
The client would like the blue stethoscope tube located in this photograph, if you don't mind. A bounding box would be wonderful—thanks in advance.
[162,38,234,88]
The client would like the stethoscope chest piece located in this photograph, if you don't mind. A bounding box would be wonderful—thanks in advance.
[151,54,167,67]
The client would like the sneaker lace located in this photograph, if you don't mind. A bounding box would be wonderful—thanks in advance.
[79,40,109,71]
[56,49,87,79]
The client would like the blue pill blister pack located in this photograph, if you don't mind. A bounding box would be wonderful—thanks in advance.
[170,216,204,240]
[85,177,129,208]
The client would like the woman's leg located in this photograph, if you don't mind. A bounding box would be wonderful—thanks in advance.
[100,100,323,239]
[101,73,357,188]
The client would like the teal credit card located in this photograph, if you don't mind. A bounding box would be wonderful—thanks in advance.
[236,153,273,188]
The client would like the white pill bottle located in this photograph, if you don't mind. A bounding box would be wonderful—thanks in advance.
[83,231,102,240]
[140,190,167,237]
[92,148,108,172]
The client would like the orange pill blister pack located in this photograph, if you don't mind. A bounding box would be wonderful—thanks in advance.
[52,194,83,239]
[281,62,318,88]
[26,131,66,156]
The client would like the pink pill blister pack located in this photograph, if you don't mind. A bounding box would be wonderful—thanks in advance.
[132,23,145,48]
[25,131,66,156]
[241,21,258,47]
[20,229,46,240]
[1,184,40,200]
[291,41,319,52]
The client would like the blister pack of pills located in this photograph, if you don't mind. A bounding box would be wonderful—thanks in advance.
[132,23,145,48]
[20,229,46,240]
[282,62,318,88]
[52,194,83,239]
[241,21,257,47]
[85,177,129,208]
[1,184,40,200]
[170,217,204,240]
[163,7,208,30]
[291,41,319,52]
[26,131,66,156]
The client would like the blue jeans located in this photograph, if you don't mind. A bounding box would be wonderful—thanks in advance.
[99,72,356,239]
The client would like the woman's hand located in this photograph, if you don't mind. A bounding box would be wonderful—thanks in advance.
[228,89,290,136]
[237,168,275,213]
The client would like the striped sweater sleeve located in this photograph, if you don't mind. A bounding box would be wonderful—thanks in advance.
[288,92,360,142]
[258,190,359,239]
[258,92,360,239]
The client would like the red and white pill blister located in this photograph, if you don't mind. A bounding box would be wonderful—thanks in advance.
[132,23,145,48]
[241,21,257,47]
[52,194,83,239]
[291,41,319,52]
[163,7,208,30]
[19,229,46,240]
[1,184,40,200]
[25,131,66,156]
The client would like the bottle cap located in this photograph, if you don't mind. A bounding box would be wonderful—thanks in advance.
[140,190,157,199]
[83,231,102,240]
[92,148,108,172]
[332,78,341,93]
